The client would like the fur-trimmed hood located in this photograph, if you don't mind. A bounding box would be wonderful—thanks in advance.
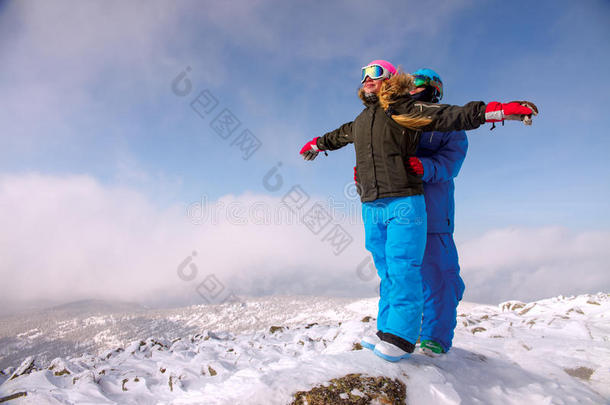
[358,72,416,110]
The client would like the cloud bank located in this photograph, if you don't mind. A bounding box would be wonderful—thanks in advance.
[1,174,608,311]
[458,227,610,303]
[0,173,367,310]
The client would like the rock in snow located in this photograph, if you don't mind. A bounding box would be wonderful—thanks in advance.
[0,293,609,404]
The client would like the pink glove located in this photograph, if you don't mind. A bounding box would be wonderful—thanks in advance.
[485,101,538,125]
[300,137,321,161]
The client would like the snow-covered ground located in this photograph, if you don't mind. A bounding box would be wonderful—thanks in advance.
[0,293,608,404]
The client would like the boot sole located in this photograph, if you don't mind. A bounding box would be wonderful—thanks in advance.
[373,347,411,362]
[360,340,376,350]
[420,347,442,357]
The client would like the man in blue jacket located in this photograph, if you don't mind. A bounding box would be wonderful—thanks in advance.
[408,69,467,355]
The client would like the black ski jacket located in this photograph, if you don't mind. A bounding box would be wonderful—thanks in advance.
[316,95,486,203]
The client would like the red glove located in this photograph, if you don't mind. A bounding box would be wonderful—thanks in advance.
[406,157,423,177]
[485,101,538,125]
[354,166,358,183]
[300,137,321,161]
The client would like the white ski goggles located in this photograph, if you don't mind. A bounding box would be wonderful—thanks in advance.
[361,64,392,83]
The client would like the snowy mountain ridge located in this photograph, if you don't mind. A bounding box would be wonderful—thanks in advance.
[1,293,608,404]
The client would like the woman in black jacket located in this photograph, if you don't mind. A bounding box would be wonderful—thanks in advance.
[300,59,537,362]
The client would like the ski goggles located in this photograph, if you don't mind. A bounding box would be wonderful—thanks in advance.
[413,74,443,100]
[361,64,392,83]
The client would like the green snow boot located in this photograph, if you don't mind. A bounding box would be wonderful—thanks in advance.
[420,340,445,356]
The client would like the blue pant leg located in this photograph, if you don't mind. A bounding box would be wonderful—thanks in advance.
[421,234,441,343]
[383,195,427,344]
[421,233,465,352]
[362,200,390,332]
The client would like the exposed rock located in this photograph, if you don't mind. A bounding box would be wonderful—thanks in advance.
[500,301,526,312]
[9,356,37,381]
[291,373,406,405]
[519,304,536,316]
[0,392,27,403]
[48,358,72,376]
[564,366,594,381]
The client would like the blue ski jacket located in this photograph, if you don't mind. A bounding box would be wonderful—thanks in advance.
[416,130,468,234]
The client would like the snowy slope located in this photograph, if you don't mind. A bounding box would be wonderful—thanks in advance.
[0,296,363,372]
[0,293,608,404]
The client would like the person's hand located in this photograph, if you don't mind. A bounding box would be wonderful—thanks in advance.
[485,101,538,125]
[354,166,358,183]
[406,156,423,177]
[300,137,321,161]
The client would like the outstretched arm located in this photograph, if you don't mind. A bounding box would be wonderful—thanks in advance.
[394,99,538,133]
[419,101,486,132]
[316,121,354,151]
[300,121,354,161]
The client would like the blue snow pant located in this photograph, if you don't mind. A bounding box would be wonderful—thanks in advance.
[362,195,427,345]
[420,233,465,352]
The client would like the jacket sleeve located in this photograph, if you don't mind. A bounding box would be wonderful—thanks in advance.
[401,99,486,132]
[420,131,468,184]
[316,121,354,151]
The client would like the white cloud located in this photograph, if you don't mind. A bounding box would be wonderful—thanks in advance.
[1,174,608,310]
[0,173,367,309]
[458,227,610,304]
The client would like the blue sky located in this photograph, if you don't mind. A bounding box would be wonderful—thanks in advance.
[1,0,609,308]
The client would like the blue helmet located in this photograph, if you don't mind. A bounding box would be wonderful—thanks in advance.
[412,68,443,102]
